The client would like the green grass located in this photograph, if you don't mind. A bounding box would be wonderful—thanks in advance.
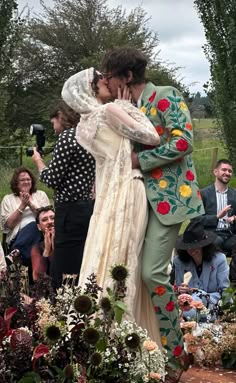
[0,118,233,239]
[193,118,215,129]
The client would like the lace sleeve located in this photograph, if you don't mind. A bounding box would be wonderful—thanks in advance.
[105,101,160,145]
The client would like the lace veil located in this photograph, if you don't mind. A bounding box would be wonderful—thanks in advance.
[61,67,102,152]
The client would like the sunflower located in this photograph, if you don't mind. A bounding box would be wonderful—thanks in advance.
[74,295,92,314]
[83,327,100,345]
[110,264,129,281]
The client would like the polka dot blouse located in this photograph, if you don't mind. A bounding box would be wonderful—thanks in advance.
[40,127,95,203]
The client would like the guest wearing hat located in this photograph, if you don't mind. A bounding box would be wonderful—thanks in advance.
[174,221,230,319]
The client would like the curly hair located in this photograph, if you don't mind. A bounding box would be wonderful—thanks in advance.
[10,167,37,196]
[177,243,217,263]
[49,99,80,130]
[101,47,148,85]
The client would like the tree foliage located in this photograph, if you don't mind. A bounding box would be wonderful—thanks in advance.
[194,0,236,166]
[0,0,22,144]
[2,0,188,144]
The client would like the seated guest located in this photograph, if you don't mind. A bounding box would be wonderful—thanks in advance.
[0,167,50,266]
[174,220,230,318]
[31,206,55,281]
[0,242,6,273]
[199,159,236,255]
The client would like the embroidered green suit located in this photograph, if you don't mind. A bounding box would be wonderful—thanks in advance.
[138,82,204,368]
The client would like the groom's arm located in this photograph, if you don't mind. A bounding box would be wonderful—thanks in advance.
[136,86,193,172]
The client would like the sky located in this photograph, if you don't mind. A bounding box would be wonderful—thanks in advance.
[17,0,210,94]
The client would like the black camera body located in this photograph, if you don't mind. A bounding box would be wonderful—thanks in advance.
[26,124,46,157]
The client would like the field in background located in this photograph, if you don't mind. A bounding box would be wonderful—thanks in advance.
[0,118,234,237]
[0,118,233,200]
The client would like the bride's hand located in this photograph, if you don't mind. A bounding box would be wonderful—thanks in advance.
[117,85,132,101]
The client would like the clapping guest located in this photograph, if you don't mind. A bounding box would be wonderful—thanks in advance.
[31,206,55,281]
[0,167,50,267]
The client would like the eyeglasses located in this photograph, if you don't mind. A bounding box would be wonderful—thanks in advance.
[101,72,113,80]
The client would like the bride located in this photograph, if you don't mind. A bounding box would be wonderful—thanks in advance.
[62,68,161,345]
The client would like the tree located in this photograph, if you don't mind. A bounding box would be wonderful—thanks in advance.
[0,0,18,140]
[9,0,186,139]
[194,0,236,166]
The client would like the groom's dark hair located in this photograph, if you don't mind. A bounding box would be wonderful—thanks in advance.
[101,47,147,85]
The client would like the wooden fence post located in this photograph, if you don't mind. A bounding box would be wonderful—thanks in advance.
[20,146,23,165]
[211,147,218,172]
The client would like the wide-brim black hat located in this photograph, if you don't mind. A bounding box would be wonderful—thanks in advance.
[176,220,217,250]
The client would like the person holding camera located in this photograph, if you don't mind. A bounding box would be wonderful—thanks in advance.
[32,100,95,287]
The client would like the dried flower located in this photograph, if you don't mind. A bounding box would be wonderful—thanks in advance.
[178,294,193,311]
[45,325,61,342]
[147,371,161,380]
[180,321,196,330]
[100,297,112,312]
[125,332,140,349]
[10,328,32,350]
[110,264,129,281]
[74,295,92,314]
[143,340,157,351]
[90,352,102,366]
[83,327,100,345]
[191,301,205,310]
[64,364,74,378]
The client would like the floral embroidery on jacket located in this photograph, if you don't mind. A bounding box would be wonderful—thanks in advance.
[139,88,203,217]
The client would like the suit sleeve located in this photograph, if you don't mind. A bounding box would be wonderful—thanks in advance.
[196,188,219,228]
[138,86,193,172]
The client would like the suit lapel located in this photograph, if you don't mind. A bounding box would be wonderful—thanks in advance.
[209,184,217,213]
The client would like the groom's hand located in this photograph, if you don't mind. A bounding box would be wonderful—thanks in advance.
[131,152,140,169]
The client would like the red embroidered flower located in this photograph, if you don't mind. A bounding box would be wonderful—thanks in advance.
[173,345,183,357]
[186,122,192,130]
[151,167,163,179]
[154,306,159,312]
[154,286,166,296]
[165,301,175,312]
[175,157,183,163]
[149,91,157,103]
[186,170,194,181]
[210,265,215,272]
[155,125,164,135]
[157,201,170,215]
[157,98,170,112]
[176,139,188,152]
[197,189,202,199]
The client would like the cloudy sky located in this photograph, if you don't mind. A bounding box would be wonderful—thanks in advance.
[18,0,210,94]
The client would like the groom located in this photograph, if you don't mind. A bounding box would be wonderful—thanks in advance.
[102,48,204,382]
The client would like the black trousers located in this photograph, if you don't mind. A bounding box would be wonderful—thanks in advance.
[214,230,236,255]
[51,200,94,287]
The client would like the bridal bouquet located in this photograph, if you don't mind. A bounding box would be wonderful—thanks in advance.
[0,260,165,383]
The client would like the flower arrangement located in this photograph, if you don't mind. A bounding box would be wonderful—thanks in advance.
[0,259,165,383]
[178,288,236,369]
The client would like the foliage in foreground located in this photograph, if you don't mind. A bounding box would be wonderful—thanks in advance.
[0,259,165,382]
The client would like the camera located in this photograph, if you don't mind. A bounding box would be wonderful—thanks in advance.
[26,124,46,157]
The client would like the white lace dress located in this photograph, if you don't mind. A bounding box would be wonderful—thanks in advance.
[62,68,161,345]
